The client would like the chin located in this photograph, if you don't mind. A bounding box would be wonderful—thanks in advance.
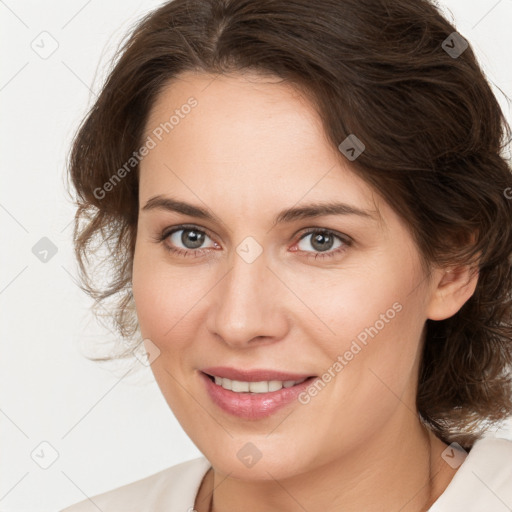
[201,438,314,481]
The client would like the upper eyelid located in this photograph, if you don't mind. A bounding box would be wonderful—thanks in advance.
[163,224,216,241]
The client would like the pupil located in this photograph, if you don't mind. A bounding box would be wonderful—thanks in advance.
[312,232,333,252]
[183,229,204,249]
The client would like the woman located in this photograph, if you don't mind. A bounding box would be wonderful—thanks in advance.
[61,0,512,510]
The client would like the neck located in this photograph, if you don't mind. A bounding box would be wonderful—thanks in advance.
[196,418,456,512]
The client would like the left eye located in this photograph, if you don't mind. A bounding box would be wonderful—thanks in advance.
[295,229,346,254]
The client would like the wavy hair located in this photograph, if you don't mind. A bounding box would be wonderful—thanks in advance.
[67,0,512,450]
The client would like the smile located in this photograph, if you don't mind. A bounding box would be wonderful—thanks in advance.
[211,375,308,393]
[200,368,317,420]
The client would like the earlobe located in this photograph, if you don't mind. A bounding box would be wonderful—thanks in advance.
[426,265,479,321]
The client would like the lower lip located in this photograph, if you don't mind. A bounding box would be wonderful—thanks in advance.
[200,371,317,420]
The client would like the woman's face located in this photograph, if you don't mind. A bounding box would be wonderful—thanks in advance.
[132,71,441,479]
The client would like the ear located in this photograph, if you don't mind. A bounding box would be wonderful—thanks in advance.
[426,264,479,321]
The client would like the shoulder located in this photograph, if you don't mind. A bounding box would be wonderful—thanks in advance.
[59,456,212,512]
[430,436,512,512]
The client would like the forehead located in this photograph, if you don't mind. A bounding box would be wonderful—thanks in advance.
[143,70,326,154]
[139,71,381,219]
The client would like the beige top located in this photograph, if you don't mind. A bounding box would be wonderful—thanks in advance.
[60,436,512,511]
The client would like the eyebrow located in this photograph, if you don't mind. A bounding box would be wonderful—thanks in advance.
[141,195,378,224]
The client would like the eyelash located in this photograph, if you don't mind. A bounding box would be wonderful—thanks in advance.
[154,223,352,261]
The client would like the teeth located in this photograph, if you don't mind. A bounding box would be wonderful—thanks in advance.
[212,376,307,393]
[232,380,249,392]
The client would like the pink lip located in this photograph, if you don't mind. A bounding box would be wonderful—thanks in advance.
[199,369,317,420]
[201,366,313,382]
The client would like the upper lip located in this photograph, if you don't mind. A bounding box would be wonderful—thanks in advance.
[201,366,315,382]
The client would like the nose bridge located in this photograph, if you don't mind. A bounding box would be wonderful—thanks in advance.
[210,243,287,346]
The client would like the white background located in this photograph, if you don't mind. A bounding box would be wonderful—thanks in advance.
[1,1,511,511]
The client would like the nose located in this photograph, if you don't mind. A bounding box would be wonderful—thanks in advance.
[207,248,289,348]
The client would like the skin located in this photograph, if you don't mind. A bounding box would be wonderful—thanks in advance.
[131,71,479,512]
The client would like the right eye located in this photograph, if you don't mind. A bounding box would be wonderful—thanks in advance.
[158,224,220,257]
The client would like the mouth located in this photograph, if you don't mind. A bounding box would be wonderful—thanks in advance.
[199,368,318,420]
[202,372,315,393]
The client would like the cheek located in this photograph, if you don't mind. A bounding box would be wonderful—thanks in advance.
[326,287,425,420]
[132,247,206,342]
[132,258,167,340]
[299,265,408,356]
[131,252,204,412]
[305,264,426,404]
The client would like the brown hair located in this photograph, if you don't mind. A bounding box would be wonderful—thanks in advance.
[67,0,512,450]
